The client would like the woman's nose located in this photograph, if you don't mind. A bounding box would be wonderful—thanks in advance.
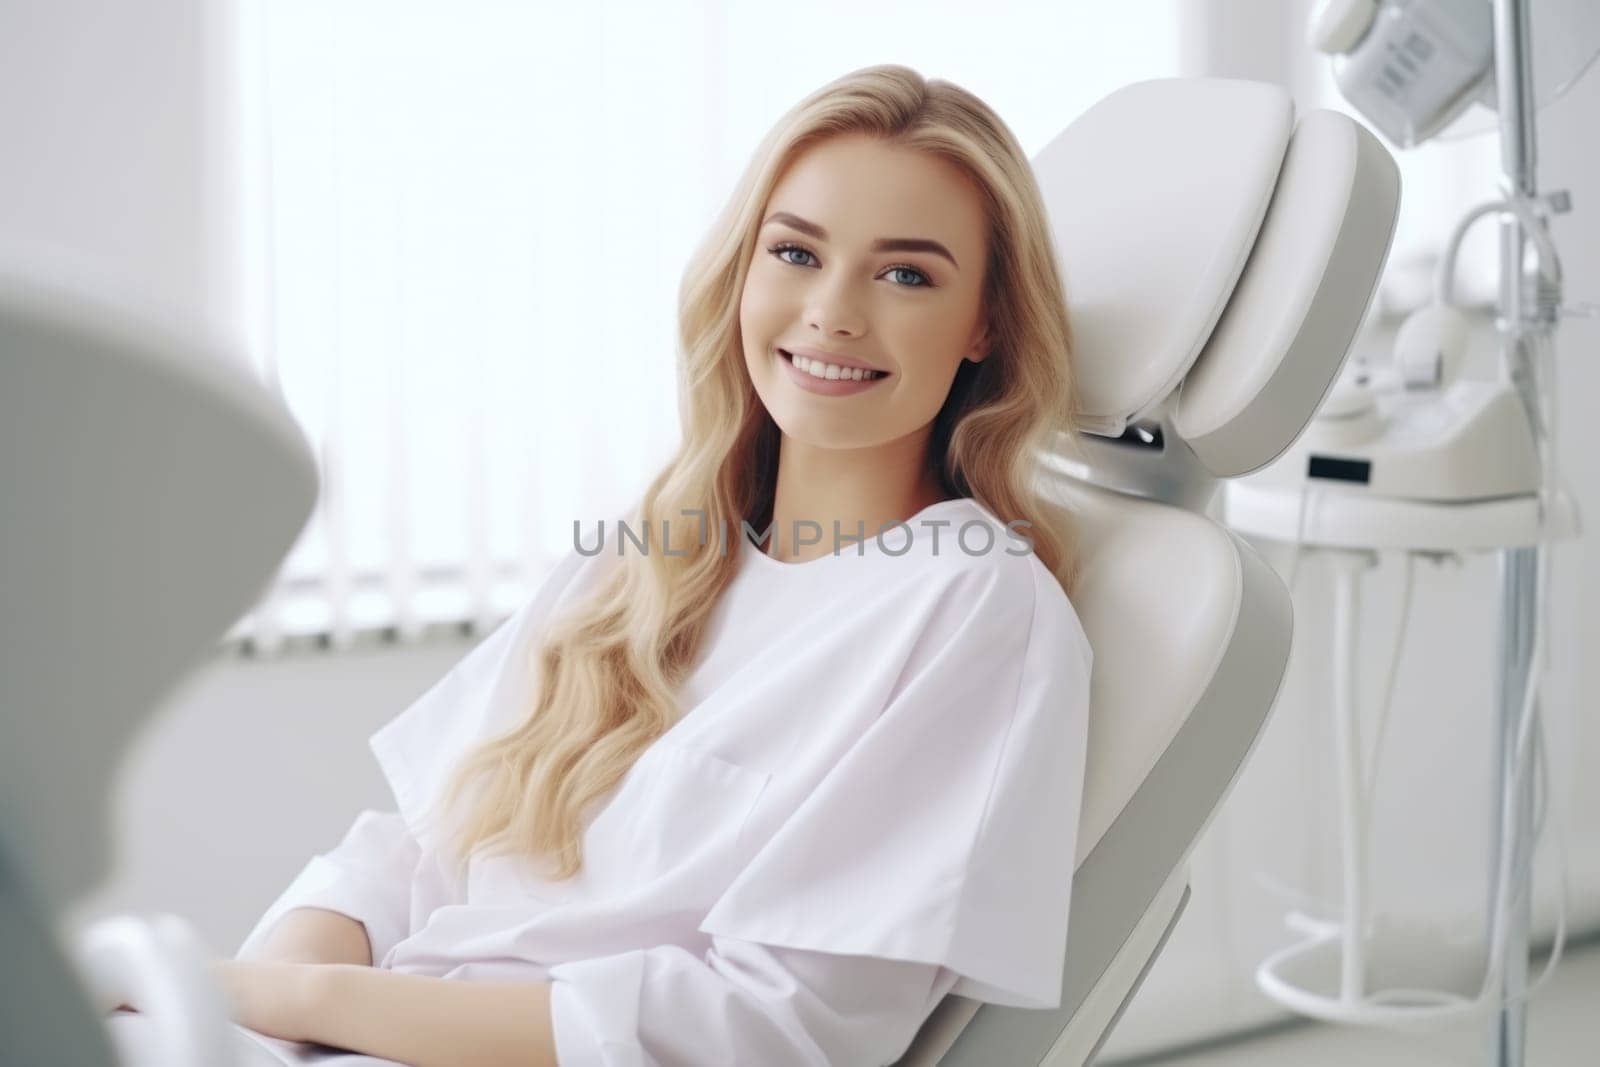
[803,275,867,338]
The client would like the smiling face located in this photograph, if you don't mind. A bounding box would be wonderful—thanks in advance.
[740,134,990,457]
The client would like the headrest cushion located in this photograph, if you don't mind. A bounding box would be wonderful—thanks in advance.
[1033,78,1293,437]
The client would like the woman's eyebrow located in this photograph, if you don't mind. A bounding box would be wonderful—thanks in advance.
[762,211,959,270]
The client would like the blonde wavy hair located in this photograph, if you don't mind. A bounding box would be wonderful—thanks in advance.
[424,63,1086,883]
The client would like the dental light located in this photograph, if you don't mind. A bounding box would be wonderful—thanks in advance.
[1309,0,1600,149]
[1310,0,1495,148]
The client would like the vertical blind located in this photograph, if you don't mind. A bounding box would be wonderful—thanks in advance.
[225,0,1184,657]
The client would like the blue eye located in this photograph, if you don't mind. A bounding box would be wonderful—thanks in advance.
[771,243,818,269]
[767,242,934,289]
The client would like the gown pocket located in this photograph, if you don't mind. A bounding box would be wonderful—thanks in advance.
[476,740,772,907]
[611,742,772,886]
[467,742,774,908]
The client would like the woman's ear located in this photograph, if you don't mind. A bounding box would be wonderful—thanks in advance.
[965,325,991,364]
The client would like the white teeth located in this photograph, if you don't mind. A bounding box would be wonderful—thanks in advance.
[787,351,882,381]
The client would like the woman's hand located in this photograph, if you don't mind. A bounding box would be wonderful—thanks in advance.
[209,958,318,1042]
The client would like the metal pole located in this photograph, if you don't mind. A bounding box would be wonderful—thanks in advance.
[1488,1,1541,1064]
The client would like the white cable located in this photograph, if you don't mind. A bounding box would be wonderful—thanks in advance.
[1434,188,1572,1007]
[1252,484,1346,919]
[1474,323,1569,1011]
[1435,194,1564,308]
[1532,323,1573,998]
[1262,463,1418,924]
[1428,190,1572,1012]
[1475,525,1562,1010]
[1437,199,1511,306]
[1500,191,1565,293]
[1263,482,1418,923]
[1360,551,1415,816]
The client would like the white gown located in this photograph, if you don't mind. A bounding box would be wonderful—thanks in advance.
[233,497,1094,1066]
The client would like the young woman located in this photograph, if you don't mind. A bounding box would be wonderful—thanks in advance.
[120,62,1095,1067]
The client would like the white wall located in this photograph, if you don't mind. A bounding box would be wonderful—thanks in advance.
[67,637,472,958]
[0,0,249,359]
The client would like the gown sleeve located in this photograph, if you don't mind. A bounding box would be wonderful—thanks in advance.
[233,808,420,966]
[234,546,599,961]
[547,939,961,1067]
[696,556,1093,1012]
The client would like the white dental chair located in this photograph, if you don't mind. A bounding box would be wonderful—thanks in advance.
[894,78,1399,1064]
[0,76,1397,1066]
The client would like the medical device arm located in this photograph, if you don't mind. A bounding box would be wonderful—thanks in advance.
[238,907,374,968]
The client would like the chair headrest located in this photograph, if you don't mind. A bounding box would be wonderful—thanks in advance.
[1033,78,1400,491]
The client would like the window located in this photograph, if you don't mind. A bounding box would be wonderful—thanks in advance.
[228,0,1183,655]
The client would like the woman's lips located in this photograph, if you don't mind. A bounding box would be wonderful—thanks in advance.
[777,348,890,397]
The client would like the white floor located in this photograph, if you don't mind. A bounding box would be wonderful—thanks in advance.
[1106,938,1600,1066]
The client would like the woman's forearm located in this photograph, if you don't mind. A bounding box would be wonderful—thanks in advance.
[239,907,373,967]
[303,965,558,1067]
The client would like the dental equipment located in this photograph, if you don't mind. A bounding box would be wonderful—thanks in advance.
[1225,2,1594,1063]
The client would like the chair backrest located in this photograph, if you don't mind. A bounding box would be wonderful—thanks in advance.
[895,77,1399,1065]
